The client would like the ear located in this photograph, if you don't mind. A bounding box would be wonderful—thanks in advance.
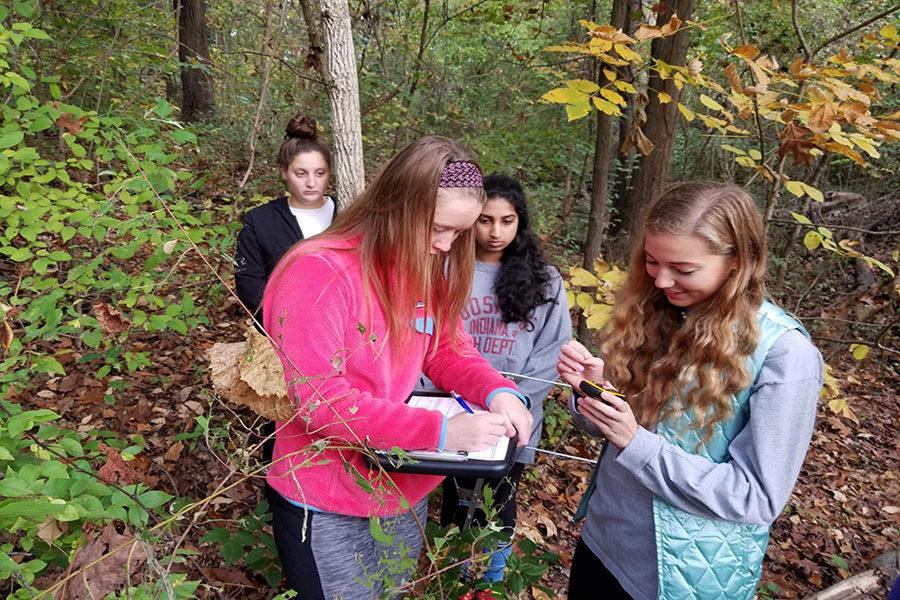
[280,167,288,181]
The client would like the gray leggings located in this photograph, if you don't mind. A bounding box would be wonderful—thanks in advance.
[268,486,428,599]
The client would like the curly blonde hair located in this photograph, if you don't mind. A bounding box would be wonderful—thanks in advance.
[602,182,767,437]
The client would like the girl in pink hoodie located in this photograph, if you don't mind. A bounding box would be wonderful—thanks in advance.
[262,136,532,599]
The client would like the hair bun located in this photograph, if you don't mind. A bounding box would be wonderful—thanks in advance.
[285,115,318,140]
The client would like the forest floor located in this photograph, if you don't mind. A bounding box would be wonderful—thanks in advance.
[28,279,899,599]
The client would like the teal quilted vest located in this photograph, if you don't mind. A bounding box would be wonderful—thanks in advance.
[575,301,807,600]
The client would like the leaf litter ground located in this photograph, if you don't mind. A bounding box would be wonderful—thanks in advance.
[26,291,898,599]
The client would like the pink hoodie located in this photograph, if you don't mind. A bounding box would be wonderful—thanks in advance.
[262,236,521,517]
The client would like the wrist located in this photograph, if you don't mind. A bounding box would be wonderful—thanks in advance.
[486,387,529,409]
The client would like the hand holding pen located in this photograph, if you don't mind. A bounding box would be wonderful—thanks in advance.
[450,390,474,413]
[443,390,507,452]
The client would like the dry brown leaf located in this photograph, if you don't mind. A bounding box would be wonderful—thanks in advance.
[56,113,88,134]
[37,518,66,545]
[208,567,254,587]
[1,301,14,358]
[808,103,836,134]
[733,44,760,60]
[96,443,140,485]
[164,441,184,462]
[93,303,131,334]
[660,14,682,35]
[634,24,662,41]
[724,63,743,93]
[1,319,12,358]
[57,523,147,600]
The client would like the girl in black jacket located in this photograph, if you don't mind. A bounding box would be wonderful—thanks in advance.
[235,115,336,318]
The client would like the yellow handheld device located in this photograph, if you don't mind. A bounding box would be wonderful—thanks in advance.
[579,379,625,400]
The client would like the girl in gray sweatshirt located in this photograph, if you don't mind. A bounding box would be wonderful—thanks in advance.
[434,174,572,585]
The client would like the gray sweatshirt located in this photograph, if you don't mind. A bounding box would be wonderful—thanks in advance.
[569,329,823,600]
[423,261,572,463]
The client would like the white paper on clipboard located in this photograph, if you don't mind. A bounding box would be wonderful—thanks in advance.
[407,394,511,461]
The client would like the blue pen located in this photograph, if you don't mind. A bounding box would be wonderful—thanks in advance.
[450,390,474,414]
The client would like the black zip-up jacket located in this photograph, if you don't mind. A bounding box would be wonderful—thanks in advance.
[234,196,335,319]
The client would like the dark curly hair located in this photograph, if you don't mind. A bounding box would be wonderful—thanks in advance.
[483,174,556,330]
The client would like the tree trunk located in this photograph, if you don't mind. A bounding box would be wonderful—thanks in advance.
[321,0,366,208]
[609,0,639,240]
[620,0,697,237]
[577,0,630,341]
[582,0,632,268]
[296,0,325,72]
[175,0,214,122]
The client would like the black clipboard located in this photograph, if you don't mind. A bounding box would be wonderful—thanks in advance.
[364,391,517,479]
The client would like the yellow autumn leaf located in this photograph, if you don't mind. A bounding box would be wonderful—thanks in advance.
[677,103,694,121]
[569,266,599,287]
[725,124,749,135]
[600,268,628,285]
[589,37,614,53]
[568,79,601,94]
[600,88,626,106]
[576,292,594,310]
[697,113,727,131]
[603,68,617,81]
[614,43,643,63]
[790,211,812,225]
[784,180,805,197]
[880,24,897,41]
[735,156,756,168]
[828,397,857,421]
[614,80,637,94]
[720,144,746,155]
[804,231,823,250]
[801,182,825,202]
[566,291,576,308]
[849,343,870,361]
[699,93,726,112]
[542,87,587,105]
[748,149,762,160]
[585,304,613,330]
[566,101,592,121]
[594,259,610,275]
[658,91,672,104]
[592,96,621,116]
[849,135,880,158]
[545,44,592,53]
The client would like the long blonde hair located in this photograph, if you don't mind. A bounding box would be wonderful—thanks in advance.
[267,136,484,353]
[603,182,766,435]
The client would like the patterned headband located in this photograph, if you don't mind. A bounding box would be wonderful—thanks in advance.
[439,160,483,188]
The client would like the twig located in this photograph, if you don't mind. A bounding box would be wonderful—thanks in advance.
[769,219,900,236]
[810,3,900,59]
[238,0,289,189]
[812,335,899,355]
[794,270,824,313]
[873,314,899,349]
[792,0,812,61]
[217,49,326,84]
[733,0,767,162]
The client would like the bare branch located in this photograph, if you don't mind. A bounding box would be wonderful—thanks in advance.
[792,0,812,61]
[810,3,900,59]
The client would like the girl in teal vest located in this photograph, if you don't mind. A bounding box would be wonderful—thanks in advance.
[557,182,823,600]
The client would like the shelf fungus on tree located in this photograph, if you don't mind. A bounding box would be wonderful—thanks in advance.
[207,326,292,421]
